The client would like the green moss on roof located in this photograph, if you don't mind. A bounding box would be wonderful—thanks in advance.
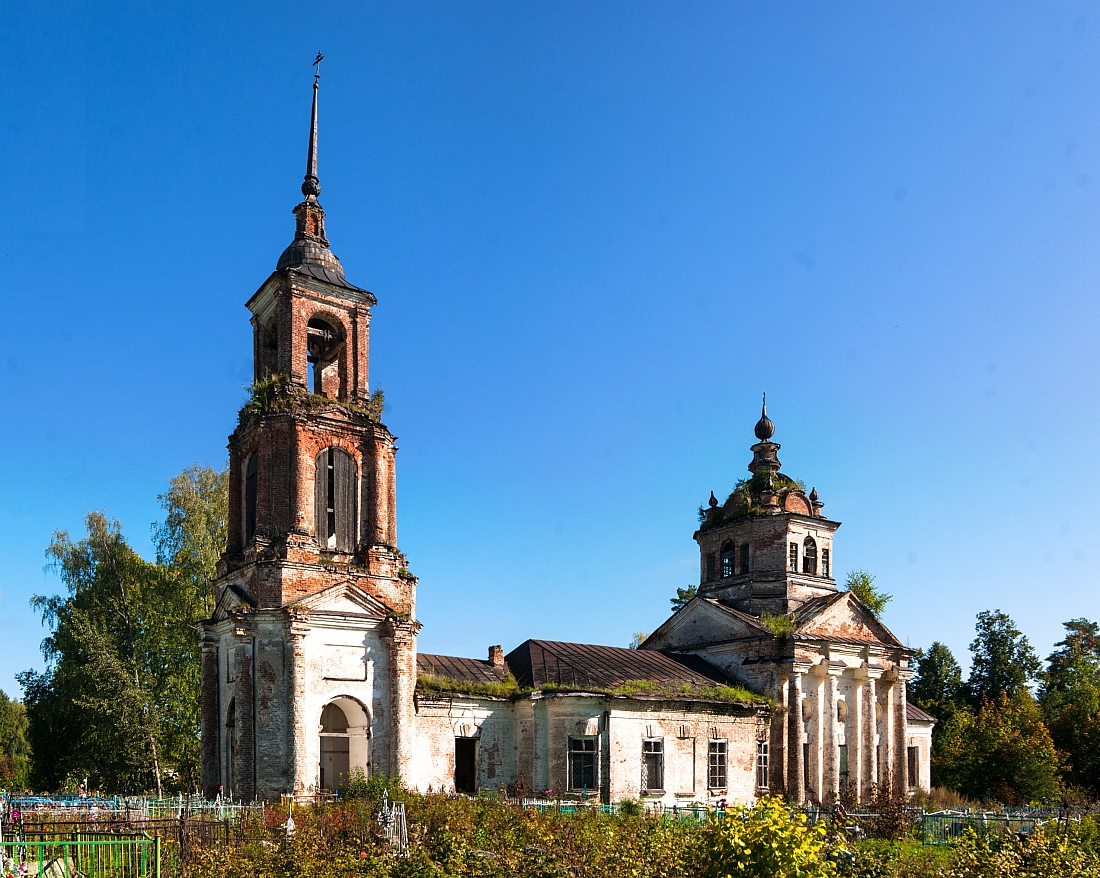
[416,674,770,706]
[699,471,806,530]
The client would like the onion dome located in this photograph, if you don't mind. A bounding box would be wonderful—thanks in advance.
[708,491,718,508]
[809,487,819,502]
[754,394,775,442]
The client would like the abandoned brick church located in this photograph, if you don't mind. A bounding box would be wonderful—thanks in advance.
[199,78,934,806]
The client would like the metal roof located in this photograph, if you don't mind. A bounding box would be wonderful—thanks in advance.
[418,653,507,685]
[504,639,733,690]
[906,702,937,723]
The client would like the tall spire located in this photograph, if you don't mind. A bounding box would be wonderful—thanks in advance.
[276,53,349,283]
[302,52,323,198]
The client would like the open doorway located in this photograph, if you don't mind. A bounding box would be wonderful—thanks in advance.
[319,697,370,792]
[454,738,477,794]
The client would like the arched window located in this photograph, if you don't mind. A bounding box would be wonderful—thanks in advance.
[316,447,357,552]
[244,455,258,544]
[802,536,818,576]
[720,541,736,578]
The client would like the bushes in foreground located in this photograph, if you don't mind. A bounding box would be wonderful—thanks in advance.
[173,791,1100,878]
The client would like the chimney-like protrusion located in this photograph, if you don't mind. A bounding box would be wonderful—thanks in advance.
[488,645,504,668]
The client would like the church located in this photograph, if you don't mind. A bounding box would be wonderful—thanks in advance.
[199,76,934,807]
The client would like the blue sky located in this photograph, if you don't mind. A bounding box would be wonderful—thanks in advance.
[1,2,1098,695]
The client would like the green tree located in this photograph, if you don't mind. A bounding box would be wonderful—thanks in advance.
[18,464,228,794]
[151,464,228,790]
[1040,619,1100,797]
[936,690,1060,804]
[843,569,891,617]
[670,584,697,612]
[964,609,1041,705]
[19,513,168,793]
[910,641,963,727]
[0,690,30,788]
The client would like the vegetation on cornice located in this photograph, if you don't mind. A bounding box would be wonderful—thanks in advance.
[698,471,806,529]
[416,673,524,700]
[237,373,385,428]
[416,674,770,705]
[758,611,798,638]
[554,678,770,705]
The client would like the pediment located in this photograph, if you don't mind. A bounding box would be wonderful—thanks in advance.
[795,593,902,648]
[643,597,769,650]
[287,581,393,619]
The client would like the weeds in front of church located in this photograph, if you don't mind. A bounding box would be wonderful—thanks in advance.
[169,791,1100,878]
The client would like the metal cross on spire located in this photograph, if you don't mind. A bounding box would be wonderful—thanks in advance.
[302,52,324,198]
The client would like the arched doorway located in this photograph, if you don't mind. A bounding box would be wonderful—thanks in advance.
[319,697,370,791]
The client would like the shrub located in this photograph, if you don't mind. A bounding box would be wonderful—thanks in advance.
[697,796,835,878]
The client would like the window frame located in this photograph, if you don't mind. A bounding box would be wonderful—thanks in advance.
[821,547,830,578]
[789,542,798,572]
[568,736,598,793]
[755,740,769,790]
[802,536,818,576]
[907,746,918,789]
[708,739,728,791]
[641,738,664,794]
[720,541,736,578]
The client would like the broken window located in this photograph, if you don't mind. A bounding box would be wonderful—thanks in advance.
[756,740,769,789]
[641,739,664,793]
[706,553,716,582]
[568,737,597,791]
[244,454,257,545]
[739,544,751,574]
[720,541,736,578]
[802,537,818,576]
[789,542,798,572]
[907,746,918,789]
[708,740,727,790]
[315,448,357,552]
[821,548,830,578]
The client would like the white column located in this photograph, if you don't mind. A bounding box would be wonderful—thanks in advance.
[787,673,805,803]
[823,674,838,804]
[862,676,877,801]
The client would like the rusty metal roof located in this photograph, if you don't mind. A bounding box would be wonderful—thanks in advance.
[418,653,507,685]
[906,702,937,724]
[504,639,733,690]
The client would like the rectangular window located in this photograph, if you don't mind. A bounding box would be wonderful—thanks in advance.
[803,743,810,789]
[641,739,664,793]
[706,553,716,582]
[789,542,798,571]
[739,545,751,575]
[708,740,727,790]
[756,740,769,789]
[822,548,830,578]
[569,737,597,791]
[838,744,849,787]
[907,746,918,789]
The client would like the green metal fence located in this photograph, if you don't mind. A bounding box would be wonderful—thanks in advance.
[0,836,160,878]
[921,812,1040,846]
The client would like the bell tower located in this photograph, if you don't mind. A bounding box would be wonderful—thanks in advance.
[200,63,420,800]
[694,398,841,616]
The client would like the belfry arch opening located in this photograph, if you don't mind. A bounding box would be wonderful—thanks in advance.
[307,315,344,397]
[319,697,370,792]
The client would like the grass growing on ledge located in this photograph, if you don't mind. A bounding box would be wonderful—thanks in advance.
[416,674,770,705]
[759,611,797,638]
[416,673,524,700]
[594,679,768,705]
